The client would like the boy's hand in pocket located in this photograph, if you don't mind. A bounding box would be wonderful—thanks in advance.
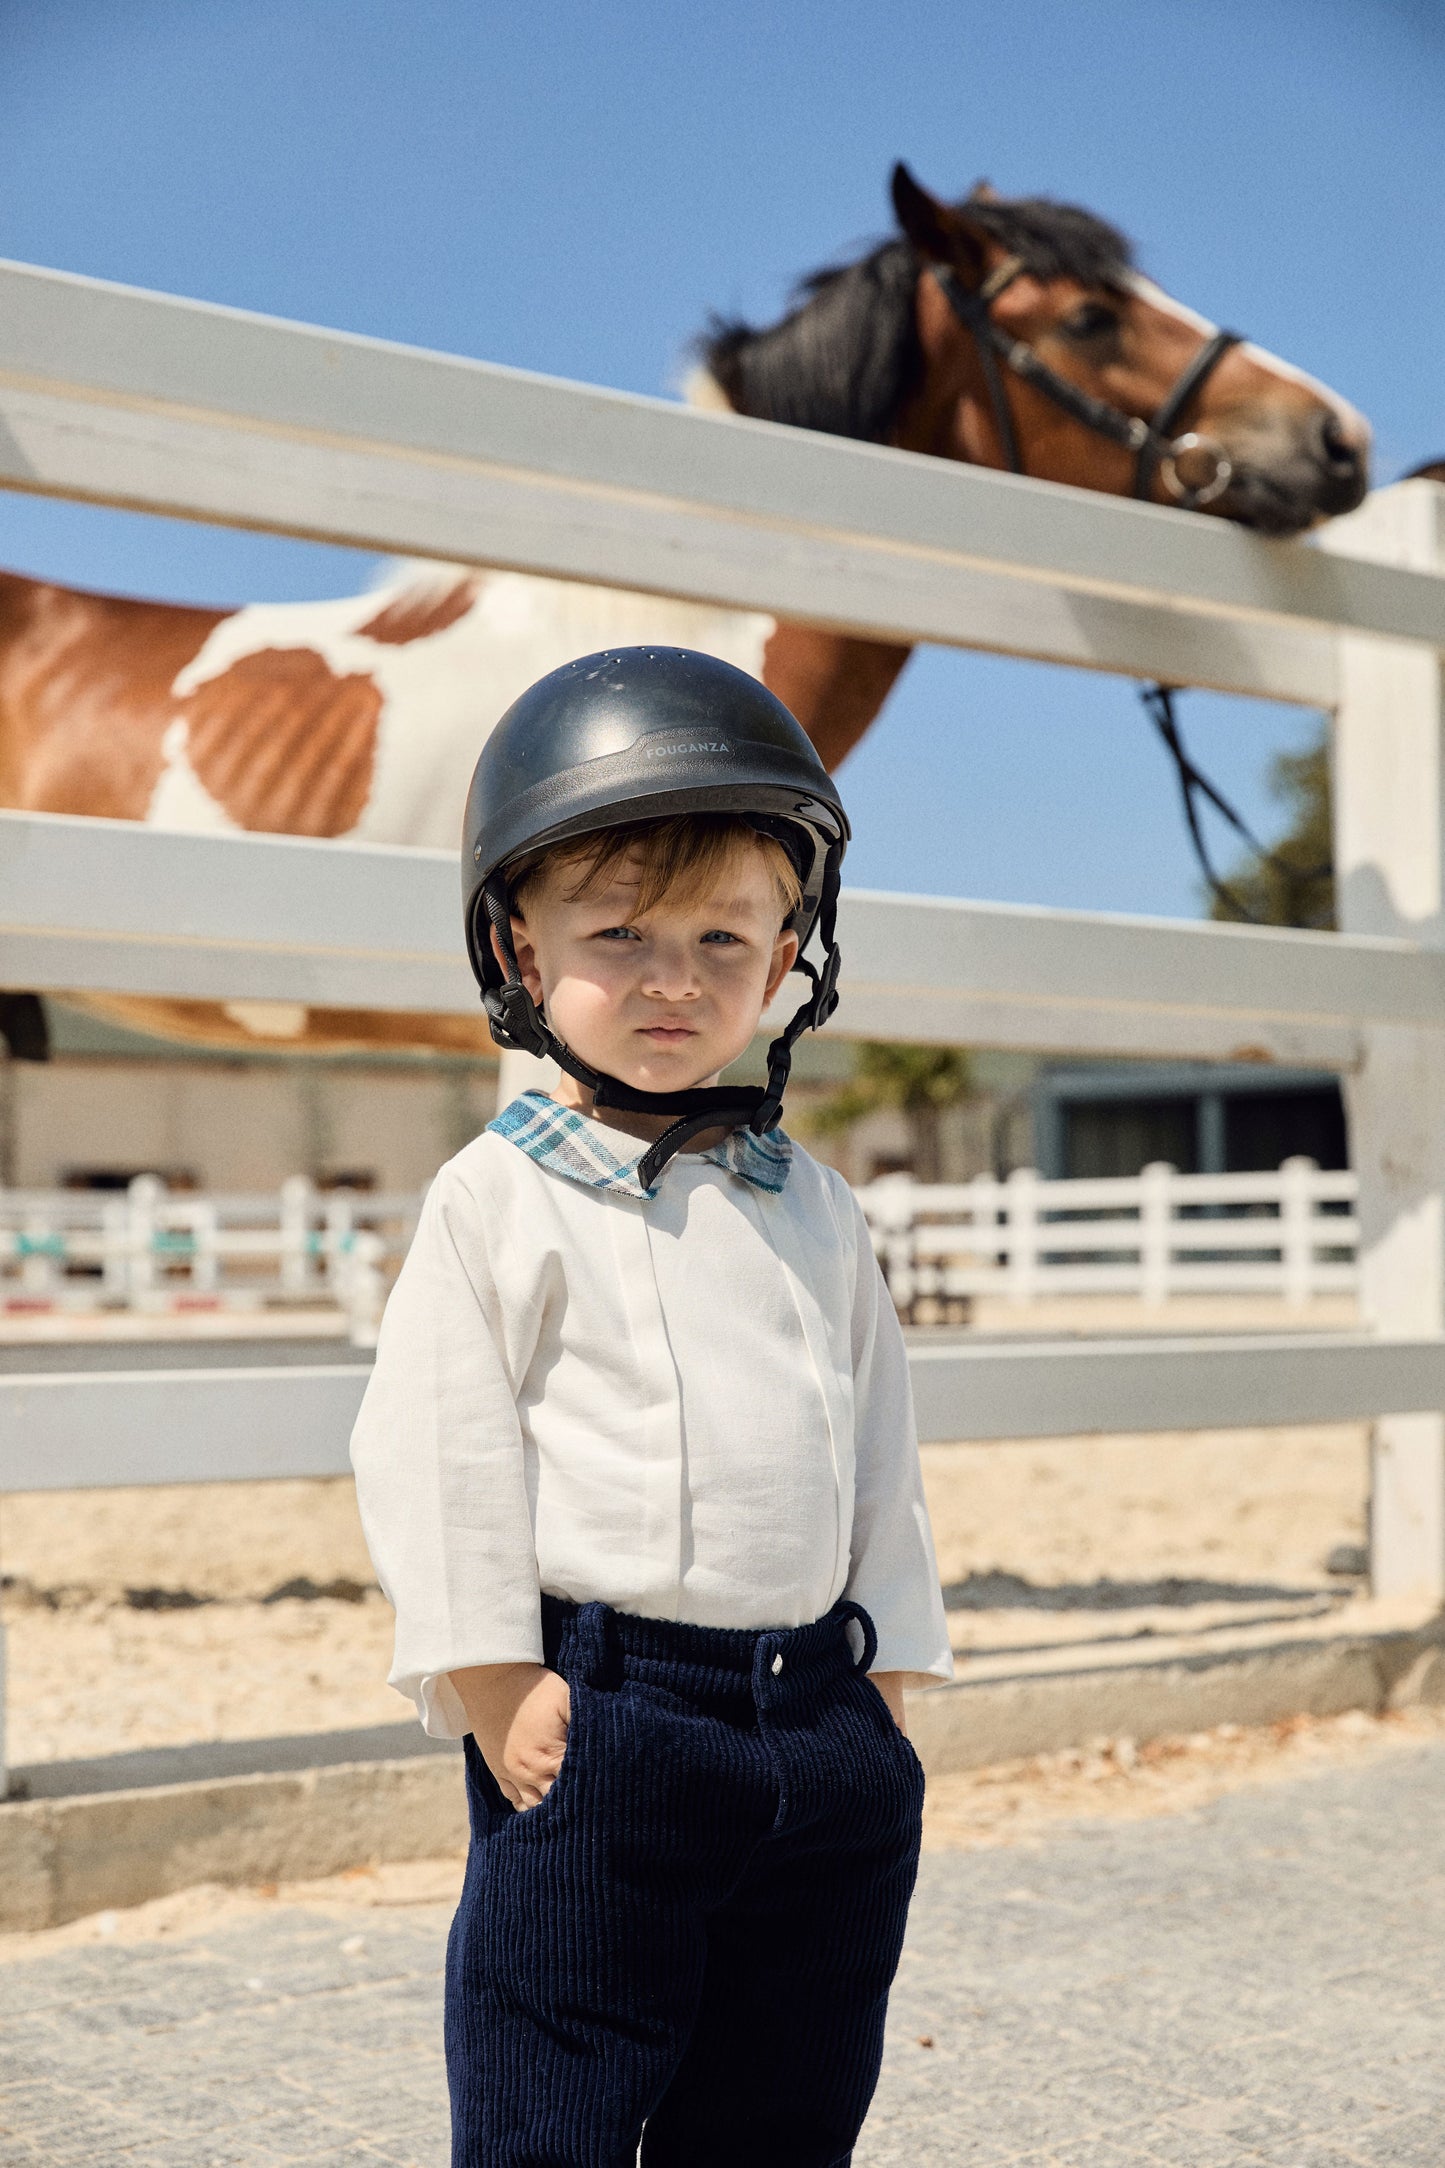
[449,1662,572,1809]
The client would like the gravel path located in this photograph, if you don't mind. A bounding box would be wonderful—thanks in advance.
[3,1741,1442,2167]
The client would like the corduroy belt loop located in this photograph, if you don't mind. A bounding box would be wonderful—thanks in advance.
[571,1598,612,1690]
[835,1598,878,1676]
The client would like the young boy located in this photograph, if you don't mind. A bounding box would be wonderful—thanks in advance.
[351,647,953,2168]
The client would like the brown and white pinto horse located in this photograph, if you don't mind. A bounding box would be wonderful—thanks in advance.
[0,166,1369,1055]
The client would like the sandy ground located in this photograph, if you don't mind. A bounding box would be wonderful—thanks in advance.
[5,1700,1444,1964]
[0,1425,1370,1768]
[1,1477,401,1763]
[920,1424,1367,1591]
[922,1424,1370,1660]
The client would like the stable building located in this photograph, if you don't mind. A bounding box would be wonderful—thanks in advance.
[1031,1061,1348,1181]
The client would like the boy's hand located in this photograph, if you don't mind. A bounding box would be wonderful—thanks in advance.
[871,1670,909,1735]
[448,1661,572,1810]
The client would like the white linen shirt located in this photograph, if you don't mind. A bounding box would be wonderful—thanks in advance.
[350,1096,954,1735]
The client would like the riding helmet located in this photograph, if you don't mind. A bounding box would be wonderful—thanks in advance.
[462,646,849,1183]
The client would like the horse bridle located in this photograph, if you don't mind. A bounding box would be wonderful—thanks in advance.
[934,257,1241,508]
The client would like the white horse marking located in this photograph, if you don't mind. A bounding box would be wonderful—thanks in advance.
[146,716,242,833]
[1127,276,1370,443]
[156,568,772,851]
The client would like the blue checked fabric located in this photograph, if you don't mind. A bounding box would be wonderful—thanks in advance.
[488,1090,792,1200]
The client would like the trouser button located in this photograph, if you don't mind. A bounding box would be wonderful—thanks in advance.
[770,1653,784,1676]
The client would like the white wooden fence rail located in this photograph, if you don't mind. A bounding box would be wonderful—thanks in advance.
[0,1177,410,1341]
[6,1332,1443,1490]
[8,1334,1445,1498]
[858,1160,1357,1314]
[2,812,1440,1070]
[0,258,1418,700]
[0,1163,1356,1333]
[1,257,1445,1790]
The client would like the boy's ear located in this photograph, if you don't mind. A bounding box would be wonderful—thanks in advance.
[493,918,545,1005]
[765,928,801,1006]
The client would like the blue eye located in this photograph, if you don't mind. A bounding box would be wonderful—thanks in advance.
[701,930,741,945]
[596,925,641,941]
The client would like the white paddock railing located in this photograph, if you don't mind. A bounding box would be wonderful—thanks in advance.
[1,1163,1357,1336]
[1,260,1445,1788]
[859,1159,1357,1317]
[0,1178,412,1343]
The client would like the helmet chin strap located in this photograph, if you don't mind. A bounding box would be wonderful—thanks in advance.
[480,866,841,1190]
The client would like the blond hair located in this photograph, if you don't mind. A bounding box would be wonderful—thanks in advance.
[509,813,803,923]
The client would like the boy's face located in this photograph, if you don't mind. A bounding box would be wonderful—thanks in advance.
[501,841,801,1098]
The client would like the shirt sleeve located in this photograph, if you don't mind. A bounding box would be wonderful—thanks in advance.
[838,1180,955,1687]
[349,1155,543,1736]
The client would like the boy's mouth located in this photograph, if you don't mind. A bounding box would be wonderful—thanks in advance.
[638,1025,698,1045]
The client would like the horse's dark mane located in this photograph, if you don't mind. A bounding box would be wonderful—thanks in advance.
[704,242,921,444]
[701,191,1135,443]
[963,194,1135,290]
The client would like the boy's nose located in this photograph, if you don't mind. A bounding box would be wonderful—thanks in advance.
[643,953,701,1000]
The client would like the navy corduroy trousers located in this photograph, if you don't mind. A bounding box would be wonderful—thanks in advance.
[445,1594,924,2168]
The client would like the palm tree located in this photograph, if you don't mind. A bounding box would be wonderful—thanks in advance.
[805,1042,976,1184]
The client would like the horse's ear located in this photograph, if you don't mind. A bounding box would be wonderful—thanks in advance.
[890,162,989,288]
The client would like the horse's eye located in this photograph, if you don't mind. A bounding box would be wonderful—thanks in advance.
[1062,302,1120,343]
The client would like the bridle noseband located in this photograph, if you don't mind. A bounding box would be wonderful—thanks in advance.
[934,256,1241,509]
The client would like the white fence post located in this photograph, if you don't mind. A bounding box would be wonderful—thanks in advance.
[279,1175,315,1298]
[1138,1161,1174,1307]
[1005,1167,1038,1302]
[190,1199,218,1296]
[856,1176,911,1313]
[126,1174,161,1310]
[19,1204,56,1299]
[1279,1155,1318,1311]
[100,1196,128,1300]
[343,1231,387,1348]
[320,1186,356,1302]
[1326,481,1445,1602]
[871,1176,918,1316]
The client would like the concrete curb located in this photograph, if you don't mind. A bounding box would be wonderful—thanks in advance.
[4,1621,1444,1932]
[0,1754,469,1934]
[911,1617,1445,1775]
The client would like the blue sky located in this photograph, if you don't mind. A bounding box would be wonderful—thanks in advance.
[2,0,1442,914]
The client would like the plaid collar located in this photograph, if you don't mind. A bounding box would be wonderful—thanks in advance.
[488,1091,792,1201]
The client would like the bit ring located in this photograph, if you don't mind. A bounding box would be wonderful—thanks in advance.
[1160,433,1234,508]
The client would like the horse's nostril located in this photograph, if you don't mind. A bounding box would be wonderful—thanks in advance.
[1319,410,1362,476]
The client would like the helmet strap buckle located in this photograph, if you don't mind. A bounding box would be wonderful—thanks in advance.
[813,945,841,1027]
[482,980,550,1057]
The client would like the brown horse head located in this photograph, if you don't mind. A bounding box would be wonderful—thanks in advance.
[705,165,1369,539]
